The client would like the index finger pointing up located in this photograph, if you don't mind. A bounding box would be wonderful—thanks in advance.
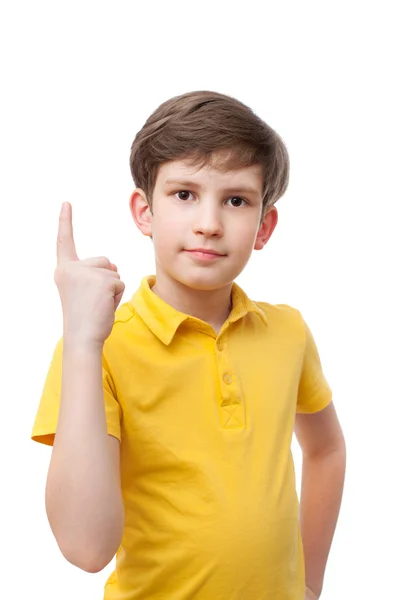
[57,202,79,264]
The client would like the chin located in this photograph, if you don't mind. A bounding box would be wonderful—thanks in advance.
[173,270,237,291]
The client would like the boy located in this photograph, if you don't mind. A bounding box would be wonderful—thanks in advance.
[31,90,346,600]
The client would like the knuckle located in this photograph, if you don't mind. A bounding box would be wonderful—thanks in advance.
[54,265,65,280]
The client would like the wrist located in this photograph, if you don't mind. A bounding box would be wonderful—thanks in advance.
[63,335,104,354]
[306,585,321,600]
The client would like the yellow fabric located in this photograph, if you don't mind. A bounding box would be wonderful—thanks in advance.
[32,275,332,600]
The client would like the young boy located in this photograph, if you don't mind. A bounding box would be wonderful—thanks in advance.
[31,90,346,600]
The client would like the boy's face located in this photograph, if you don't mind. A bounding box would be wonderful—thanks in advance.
[130,154,278,292]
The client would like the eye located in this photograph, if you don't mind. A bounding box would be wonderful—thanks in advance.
[226,196,247,207]
[175,190,193,201]
[174,191,248,206]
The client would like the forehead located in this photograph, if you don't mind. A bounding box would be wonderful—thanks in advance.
[156,155,264,191]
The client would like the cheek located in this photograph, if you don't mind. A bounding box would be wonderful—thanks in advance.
[234,221,259,243]
[152,214,183,248]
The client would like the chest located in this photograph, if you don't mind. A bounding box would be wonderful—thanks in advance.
[115,327,303,449]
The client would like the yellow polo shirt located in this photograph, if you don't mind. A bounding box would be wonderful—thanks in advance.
[31,274,332,600]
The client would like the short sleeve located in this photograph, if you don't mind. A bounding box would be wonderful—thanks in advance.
[31,337,122,446]
[296,315,332,414]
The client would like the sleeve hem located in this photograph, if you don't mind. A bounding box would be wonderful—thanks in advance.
[31,423,121,446]
[296,389,332,414]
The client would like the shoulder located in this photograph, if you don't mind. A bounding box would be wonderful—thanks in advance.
[253,300,304,328]
[107,298,142,337]
[102,299,142,357]
[114,299,137,325]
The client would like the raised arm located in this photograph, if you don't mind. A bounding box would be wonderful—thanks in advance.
[45,202,125,572]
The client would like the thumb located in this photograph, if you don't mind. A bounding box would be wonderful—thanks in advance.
[114,287,125,312]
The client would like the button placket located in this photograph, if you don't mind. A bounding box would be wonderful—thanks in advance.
[216,337,230,393]
[223,372,232,385]
[215,336,245,429]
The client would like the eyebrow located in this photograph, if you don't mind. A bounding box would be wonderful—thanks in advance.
[163,179,261,197]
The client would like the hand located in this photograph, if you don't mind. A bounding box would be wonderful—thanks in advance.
[305,586,320,600]
[54,202,125,346]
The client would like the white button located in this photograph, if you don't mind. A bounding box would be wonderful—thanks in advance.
[223,373,232,385]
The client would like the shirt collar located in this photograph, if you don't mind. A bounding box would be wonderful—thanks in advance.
[129,275,268,346]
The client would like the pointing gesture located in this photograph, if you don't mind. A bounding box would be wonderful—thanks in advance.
[54,202,125,347]
[57,202,79,264]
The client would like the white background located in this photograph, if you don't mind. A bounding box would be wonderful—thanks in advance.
[1,1,399,598]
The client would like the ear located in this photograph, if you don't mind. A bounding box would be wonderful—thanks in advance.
[254,206,278,250]
[129,189,153,238]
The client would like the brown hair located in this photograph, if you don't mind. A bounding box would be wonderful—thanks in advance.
[129,90,290,222]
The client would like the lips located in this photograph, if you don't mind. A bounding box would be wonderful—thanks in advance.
[185,248,225,256]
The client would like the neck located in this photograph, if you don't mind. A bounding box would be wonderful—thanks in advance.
[150,273,233,330]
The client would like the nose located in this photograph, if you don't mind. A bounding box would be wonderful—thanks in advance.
[192,203,223,237]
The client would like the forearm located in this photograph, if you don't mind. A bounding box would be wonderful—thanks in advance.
[299,444,346,597]
[45,340,124,572]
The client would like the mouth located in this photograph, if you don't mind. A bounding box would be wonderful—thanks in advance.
[184,249,226,256]
[184,249,226,260]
